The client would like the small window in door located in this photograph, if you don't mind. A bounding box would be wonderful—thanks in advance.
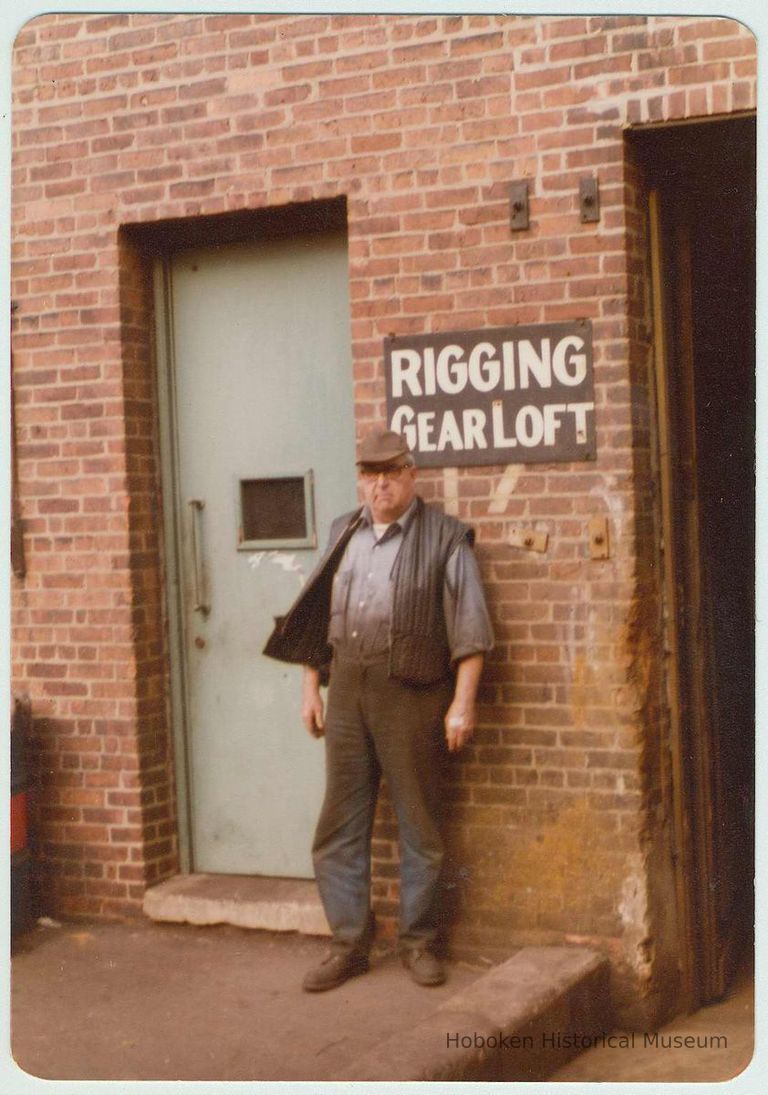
[237,472,317,550]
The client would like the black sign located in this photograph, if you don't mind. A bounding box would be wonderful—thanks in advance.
[385,321,596,468]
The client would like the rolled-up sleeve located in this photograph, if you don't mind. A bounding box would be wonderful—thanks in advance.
[443,540,494,663]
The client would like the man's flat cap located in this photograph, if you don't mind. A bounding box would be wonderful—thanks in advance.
[356,428,412,466]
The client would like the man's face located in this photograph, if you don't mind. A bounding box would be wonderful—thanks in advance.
[359,462,417,524]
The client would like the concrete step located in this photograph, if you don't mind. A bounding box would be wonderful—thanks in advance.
[337,945,611,1082]
[143,873,331,936]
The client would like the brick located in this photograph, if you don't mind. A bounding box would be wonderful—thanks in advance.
[515,65,571,92]
[263,82,312,107]
[677,18,745,41]
[178,77,227,100]
[668,61,731,85]
[9,16,754,1019]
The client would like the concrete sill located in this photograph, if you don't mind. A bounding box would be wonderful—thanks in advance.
[143,873,331,936]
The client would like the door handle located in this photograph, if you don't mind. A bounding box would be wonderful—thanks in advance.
[187,498,210,615]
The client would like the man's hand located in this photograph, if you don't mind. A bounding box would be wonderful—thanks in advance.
[301,667,325,738]
[445,652,484,752]
[444,700,476,752]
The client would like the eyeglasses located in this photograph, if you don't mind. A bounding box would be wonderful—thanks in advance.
[359,464,411,482]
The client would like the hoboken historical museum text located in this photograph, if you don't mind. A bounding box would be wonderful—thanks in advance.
[445,1030,729,1051]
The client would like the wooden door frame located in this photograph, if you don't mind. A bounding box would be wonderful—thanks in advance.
[648,168,750,1007]
[648,188,699,1010]
[671,215,721,995]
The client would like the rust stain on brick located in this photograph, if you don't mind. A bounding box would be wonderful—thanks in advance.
[624,592,657,715]
[461,797,627,934]
[507,799,607,889]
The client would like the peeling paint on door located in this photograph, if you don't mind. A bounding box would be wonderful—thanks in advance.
[248,551,307,588]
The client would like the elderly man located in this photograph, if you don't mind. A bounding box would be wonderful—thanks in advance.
[264,428,493,991]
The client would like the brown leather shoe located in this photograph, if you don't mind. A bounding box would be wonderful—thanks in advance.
[302,948,370,993]
[401,947,446,986]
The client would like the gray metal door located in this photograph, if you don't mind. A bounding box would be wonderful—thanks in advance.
[157,231,356,877]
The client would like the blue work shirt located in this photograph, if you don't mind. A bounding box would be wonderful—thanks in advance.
[328,498,494,663]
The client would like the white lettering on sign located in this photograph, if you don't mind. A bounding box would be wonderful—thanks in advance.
[386,323,596,467]
[568,401,593,444]
[437,410,463,450]
[436,345,467,394]
[391,349,422,397]
[464,408,487,449]
[492,401,516,448]
[517,406,544,447]
[417,410,436,451]
[390,404,416,447]
[518,338,551,389]
[468,342,500,392]
[391,402,594,453]
[543,404,567,445]
[392,334,586,396]
[552,335,587,385]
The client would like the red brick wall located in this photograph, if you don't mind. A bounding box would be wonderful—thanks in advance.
[11,13,755,1019]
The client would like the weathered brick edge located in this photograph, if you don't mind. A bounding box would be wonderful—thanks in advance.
[337,945,610,1081]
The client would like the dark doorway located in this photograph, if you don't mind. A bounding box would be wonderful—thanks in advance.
[634,115,755,1007]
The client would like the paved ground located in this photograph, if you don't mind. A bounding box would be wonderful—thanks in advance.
[10,918,755,1084]
[551,950,754,1083]
[10,918,484,1081]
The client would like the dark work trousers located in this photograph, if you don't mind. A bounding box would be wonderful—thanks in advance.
[312,655,453,955]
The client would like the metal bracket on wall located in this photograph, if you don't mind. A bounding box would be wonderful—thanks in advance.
[579,176,600,223]
[588,516,610,559]
[509,527,548,553]
[509,180,530,231]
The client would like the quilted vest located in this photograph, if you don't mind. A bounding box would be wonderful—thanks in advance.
[262,496,473,686]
